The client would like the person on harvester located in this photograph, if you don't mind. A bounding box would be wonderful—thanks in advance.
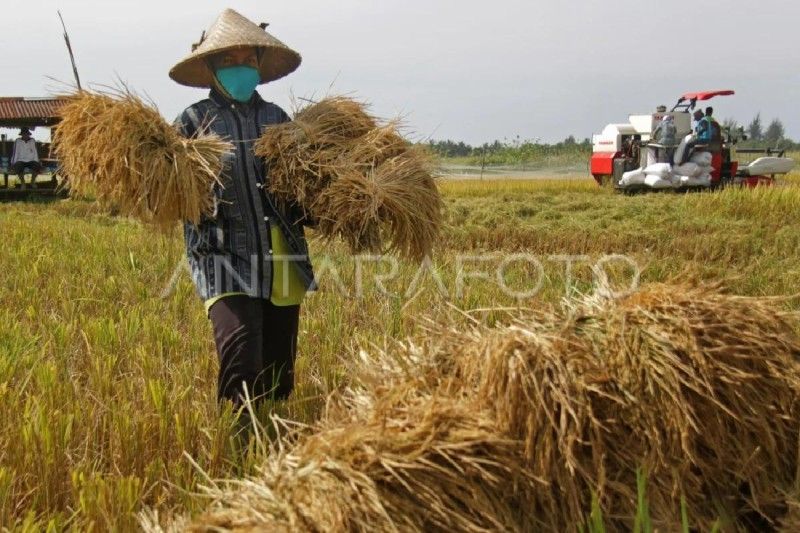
[652,115,677,164]
[694,110,712,143]
[705,107,719,128]
[681,110,712,164]
[704,106,723,152]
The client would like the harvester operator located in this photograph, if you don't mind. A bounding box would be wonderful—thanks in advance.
[11,127,42,189]
[694,110,712,143]
[679,110,712,164]
[170,9,315,434]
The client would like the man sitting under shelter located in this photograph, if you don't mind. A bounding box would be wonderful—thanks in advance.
[11,127,42,188]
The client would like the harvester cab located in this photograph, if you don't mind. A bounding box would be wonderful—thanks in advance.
[590,89,795,191]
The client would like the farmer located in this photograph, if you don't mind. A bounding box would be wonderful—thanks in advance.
[170,9,315,421]
[11,127,42,188]
[652,115,677,164]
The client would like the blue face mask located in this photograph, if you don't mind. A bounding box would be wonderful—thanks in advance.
[215,65,260,103]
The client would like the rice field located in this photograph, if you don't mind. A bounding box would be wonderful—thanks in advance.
[2,174,800,530]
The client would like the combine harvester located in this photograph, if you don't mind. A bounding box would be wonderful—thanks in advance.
[590,90,795,192]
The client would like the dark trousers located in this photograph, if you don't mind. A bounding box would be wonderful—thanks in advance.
[208,295,300,408]
[12,161,42,182]
[655,147,675,165]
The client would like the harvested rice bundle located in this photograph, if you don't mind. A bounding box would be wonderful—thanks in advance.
[313,150,440,259]
[154,284,800,532]
[293,96,377,140]
[184,396,535,532]
[254,97,377,206]
[347,123,411,164]
[354,285,800,530]
[311,168,384,253]
[53,90,231,227]
[254,97,442,260]
[579,287,800,530]
[441,284,800,530]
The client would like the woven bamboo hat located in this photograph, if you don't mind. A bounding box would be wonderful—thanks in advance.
[169,8,301,88]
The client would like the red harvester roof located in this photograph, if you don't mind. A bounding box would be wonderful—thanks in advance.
[680,90,735,102]
[0,97,69,128]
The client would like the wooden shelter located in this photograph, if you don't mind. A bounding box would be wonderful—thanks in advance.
[0,96,69,193]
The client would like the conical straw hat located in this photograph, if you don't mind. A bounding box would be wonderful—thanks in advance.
[170,9,301,88]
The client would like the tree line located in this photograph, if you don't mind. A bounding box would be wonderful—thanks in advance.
[426,136,591,166]
[428,115,797,165]
[723,114,797,149]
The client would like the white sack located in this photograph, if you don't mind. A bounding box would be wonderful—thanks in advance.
[673,162,701,177]
[689,151,713,167]
[679,174,711,187]
[645,174,675,189]
[620,168,646,186]
[646,147,658,168]
[644,163,672,178]
[674,134,693,164]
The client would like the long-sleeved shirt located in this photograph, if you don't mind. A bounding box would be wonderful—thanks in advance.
[175,88,316,305]
[11,138,39,164]
[653,121,677,146]
[695,118,712,143]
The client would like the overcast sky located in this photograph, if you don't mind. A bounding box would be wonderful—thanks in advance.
[4,0,799,144]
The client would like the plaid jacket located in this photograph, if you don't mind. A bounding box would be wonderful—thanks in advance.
[175,89,316,301]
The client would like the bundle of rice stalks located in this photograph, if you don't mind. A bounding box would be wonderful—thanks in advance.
[53,90,231,228]
[153,284,800,532]
[578,286,800,529]
[436,284,800,530]
[342,284,800,530]
[254,97,442,260]
[181,396,536,532]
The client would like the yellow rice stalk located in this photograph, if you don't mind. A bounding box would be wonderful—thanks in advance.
[52,90,231,228]
[255,97,442,260]
[780,497,800,532]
